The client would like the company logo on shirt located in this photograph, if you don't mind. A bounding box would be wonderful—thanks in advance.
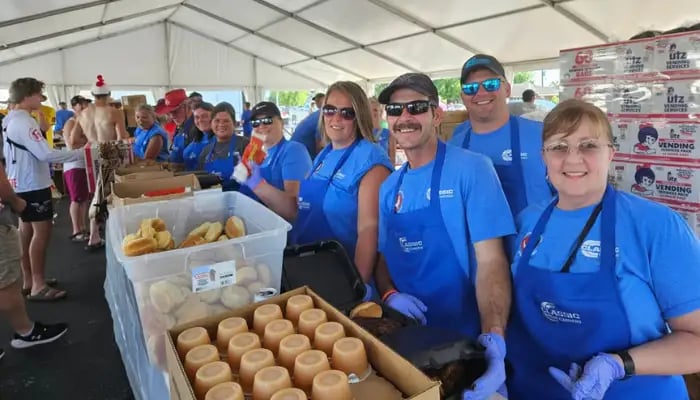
[425,188,455,200]
[540,301,582,324]
[298,196,311,210]
[334,170,346,180]
[580,240,601,258]
[30,129,43,142]
[501,149,528,162]
[398,236,423,253]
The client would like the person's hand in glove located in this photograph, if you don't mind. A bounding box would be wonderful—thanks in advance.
[548,353,624,400]
[384,292,427,325]
[362,283,374,302]
[234,161,265,190]
[462,332,508,400]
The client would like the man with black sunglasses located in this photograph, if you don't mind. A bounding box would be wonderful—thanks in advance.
[450,54,553,218]
[374,73,514,400]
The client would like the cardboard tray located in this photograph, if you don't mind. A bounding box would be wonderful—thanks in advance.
[111,174,201,206]
[165,287,441,400]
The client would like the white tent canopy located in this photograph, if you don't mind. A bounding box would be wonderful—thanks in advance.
[1,0,698,98]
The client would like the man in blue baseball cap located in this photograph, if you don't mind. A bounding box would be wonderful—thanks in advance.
[449,54,553,219]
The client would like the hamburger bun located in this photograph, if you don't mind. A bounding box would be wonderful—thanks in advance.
[123,237,158,256]
[225,216,246,239]
[349,302,383,319]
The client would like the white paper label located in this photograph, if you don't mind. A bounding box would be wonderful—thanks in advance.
[192,260,236,293]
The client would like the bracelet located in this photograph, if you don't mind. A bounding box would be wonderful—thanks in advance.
[616,350,635,379]
[381,289,398,302]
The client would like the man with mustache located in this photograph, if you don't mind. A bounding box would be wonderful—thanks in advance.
[374,73,514,400]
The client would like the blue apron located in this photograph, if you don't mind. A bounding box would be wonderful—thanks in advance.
[293,140,360,250]
[506,185,687,399]
[183,134,211,171]
[240,139,288,203]
[383,141,480,337]
[204,138,240,192]
[134,124,169,161]
[462,115,527,216]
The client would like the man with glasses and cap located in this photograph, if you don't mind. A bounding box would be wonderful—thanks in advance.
[162,89,195,165]
[450,55,552,218]
[374,73,514,400]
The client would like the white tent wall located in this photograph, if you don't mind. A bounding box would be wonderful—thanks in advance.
[0,0,698,94]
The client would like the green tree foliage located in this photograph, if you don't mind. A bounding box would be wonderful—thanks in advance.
[269,91,308,106]
[433,78,461,102]
[513,71,535,84]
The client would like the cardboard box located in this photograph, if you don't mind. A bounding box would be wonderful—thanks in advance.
[611,118,700,163]
[559,44,618,84]
[651,78,700,117]
[615,39,657,75]
[560,80,613,112]
[655,31,700,76]
[609,160,700,207]
[439,110,468,142]
[165,287,440,400]
[123,105,137,128]
[112,174,201,206]
[607,81,656,115]
[114,170,173,183]
[122,95,148,107]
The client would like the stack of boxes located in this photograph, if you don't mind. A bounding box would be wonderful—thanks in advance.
[559,30,700,235]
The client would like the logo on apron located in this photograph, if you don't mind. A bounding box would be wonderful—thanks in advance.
[298,196,311,210]
[398,236,423,253]
[540,301,582,324]
[580,240,601,258]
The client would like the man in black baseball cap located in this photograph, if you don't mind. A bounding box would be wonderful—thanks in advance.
[250,101,281,120]
[374,71,515,400]
[448,53,552,220]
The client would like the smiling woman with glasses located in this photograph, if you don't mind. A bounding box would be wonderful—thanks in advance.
[506,98,700,400]
[287,81,393,299]
[235,101,311,222]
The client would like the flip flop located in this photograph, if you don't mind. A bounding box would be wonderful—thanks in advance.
[26,286,67,302]
[22,278,59,296]
[85,239,105,252]
[70,233,86,242]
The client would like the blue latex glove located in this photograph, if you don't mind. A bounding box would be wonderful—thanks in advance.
[549,353,624,400]
[243,161,264,190]
[463,333,508,400]
[385,292,427,325]
[362,283,374,302]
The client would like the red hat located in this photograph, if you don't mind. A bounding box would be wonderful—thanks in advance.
[154,98,167,115]
[158,89,188,114]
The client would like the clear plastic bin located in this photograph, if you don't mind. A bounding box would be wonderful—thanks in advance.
[106,191,291,368]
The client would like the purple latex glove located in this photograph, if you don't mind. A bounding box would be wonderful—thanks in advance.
[549,353,624,400]
[463,333,508,400]
[243,161,264,190]
[362,283,374,302]
[385,292,427,325]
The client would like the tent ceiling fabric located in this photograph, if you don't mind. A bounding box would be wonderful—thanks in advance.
[0,0,698,89]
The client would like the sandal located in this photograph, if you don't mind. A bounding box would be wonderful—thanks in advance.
[22,278,58,296]
[85,239,105,252]
[70,233,86,242]
[26,286,67,302]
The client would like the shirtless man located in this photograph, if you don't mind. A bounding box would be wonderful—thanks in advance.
[70,75,128,251]
[62,96,92,242]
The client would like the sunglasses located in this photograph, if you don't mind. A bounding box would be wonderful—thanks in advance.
[461,78,503,96]
[251,117,274,127]
[322,105,356,121]
[384,100,434,117]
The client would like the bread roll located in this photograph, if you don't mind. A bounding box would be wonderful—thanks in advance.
[150,280,188,313]
[174,296,210,325]
[189,222,212,238]
[155,231,173,250]
[151,218,167,232]
[199,287,222,304]
[247,281,265,294]
[256,264,272,287]
[221,285,250,309]
[217,235,228,242]
[122,233,139,248]
[236,267,258,285]
[204,222,224,243]
[178,235,207,249]
[225,216,246,239]
[139,220,157,239]
[349,302,383,319]
[123,237,158,256]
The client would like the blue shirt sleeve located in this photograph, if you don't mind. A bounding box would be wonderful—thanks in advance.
[463,153,516,242]
[281,142,312,181]
[648,211,700,319]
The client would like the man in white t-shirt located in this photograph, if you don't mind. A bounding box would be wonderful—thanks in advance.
[3,78,83,301]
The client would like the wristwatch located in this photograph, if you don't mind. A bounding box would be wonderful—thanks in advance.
[616,350,636,379]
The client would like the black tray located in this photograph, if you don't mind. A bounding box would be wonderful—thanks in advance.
[282,240,366,313]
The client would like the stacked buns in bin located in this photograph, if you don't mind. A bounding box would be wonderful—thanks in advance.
[174,294,402,400]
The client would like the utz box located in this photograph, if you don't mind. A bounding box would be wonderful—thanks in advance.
[609,161,700,207]
[560,81,613,111]
[559,45,617,83]
[655,31,700,75]
[652,78,700,117]
[615,39,657,75]
[607,82,655,115]
[611,119,700,163]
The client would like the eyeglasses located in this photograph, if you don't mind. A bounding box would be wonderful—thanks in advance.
[252,117,274,127]
[322,105,356,121]
[543,139,613,158]
[461,78,503,96]
[384,100,434,117]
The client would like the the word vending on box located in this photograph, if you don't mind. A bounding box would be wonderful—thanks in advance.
[559,30,700,236]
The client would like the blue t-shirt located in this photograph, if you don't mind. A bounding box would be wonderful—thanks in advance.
[373,127,391,155]
[307,139,392,256]
[291,110,321,159]
[54,109,74,131]
[262,140,312,191]
[379,143,515,276]
[512,192,700,345]
[449,116,552,210]
[241,109,253,137]
[168,116,195,163]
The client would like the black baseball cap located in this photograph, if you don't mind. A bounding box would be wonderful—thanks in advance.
[70,95,92,106]
[189,91,202,99]
[461,54,506,83]
[312,93,325,101]
[250,101,282,120]
[378,73,439,104]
